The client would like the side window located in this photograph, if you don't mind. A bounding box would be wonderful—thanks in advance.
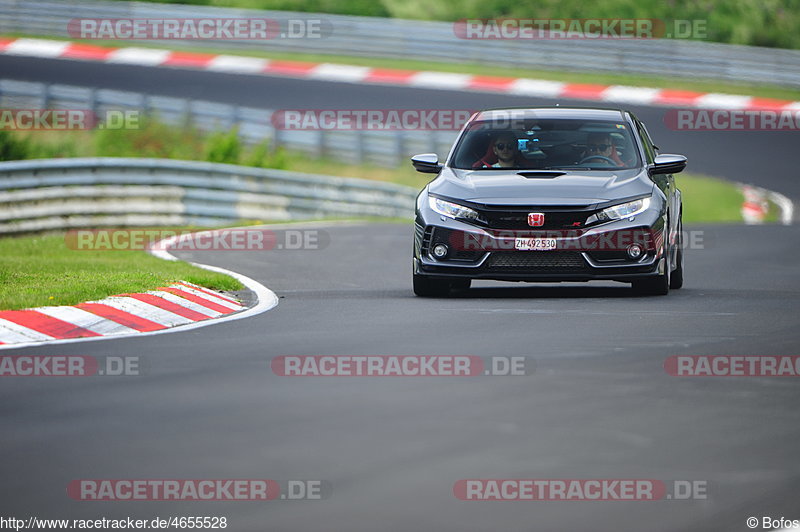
[635,121,656,164]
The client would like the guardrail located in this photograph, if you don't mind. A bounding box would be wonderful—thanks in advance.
[0,158,418,234]
[0,79,458,167]
[1,0,799,87]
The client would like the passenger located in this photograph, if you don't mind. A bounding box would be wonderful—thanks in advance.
[473,133,521,168]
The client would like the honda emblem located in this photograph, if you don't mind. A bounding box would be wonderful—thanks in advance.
[527,213,545,227]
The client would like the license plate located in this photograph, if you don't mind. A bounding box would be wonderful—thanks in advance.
[514,238,557,251]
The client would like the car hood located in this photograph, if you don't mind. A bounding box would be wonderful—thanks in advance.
[428,167,653,206]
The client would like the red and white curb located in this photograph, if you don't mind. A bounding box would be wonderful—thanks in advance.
[1,37,799,111]
[740,184,794,225]
[0,231,279,350]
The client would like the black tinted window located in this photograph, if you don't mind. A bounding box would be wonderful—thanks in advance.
[451,118,642,171]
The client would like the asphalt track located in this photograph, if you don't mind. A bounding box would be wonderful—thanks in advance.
[1,55,799,531]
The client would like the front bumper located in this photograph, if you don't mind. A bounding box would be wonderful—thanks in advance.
[414,216,667,283]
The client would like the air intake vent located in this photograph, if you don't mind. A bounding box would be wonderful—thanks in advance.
[517,171,566,178]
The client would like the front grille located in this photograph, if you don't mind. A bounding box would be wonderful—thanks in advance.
[480,210,590,230]
[485,251,586,272]
[450,249,485,261]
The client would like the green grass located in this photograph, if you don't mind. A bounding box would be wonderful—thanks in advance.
[0,233,243,311]
[6,33,800,102]
[676,173,746,223]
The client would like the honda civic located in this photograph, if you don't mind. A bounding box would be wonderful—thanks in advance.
[412,107,686,296]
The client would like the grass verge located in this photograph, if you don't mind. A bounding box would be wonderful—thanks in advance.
[676,173,746,223]
[0,233,243,311]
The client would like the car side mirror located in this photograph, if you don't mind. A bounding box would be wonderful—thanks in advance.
[651,154,687,175]
[411,153,442,174]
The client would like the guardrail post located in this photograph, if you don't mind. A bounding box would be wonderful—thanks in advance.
[88,87,98,117]
[355,131,365,164]
[319,130,328,159]
[395,132,405,167]
[41,82,51,110]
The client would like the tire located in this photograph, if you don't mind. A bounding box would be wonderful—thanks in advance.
[632,275,669,296]
[413,274,451,297]
[669,216,684,289]
[632,231,670,296]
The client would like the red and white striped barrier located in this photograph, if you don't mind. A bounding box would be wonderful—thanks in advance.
[1,38,798,111]
[0,281,243,346]
[741,185,769,224]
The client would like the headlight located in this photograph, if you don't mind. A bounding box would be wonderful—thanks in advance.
[429,196,479,221]
[586,197,651,224]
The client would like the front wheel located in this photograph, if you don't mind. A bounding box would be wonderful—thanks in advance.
[413,274,451,297]
[632,238,670,296]
[670,216,684,289]
[632,274,669,296]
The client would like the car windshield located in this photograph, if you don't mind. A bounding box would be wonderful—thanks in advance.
[450,118,642,171]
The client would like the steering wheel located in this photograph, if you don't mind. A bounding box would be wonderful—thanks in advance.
[579,155,616,165]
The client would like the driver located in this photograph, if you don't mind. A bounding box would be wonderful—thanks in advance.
[582,132,624,166]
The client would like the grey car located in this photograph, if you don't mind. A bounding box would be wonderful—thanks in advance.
[411,107,686,296]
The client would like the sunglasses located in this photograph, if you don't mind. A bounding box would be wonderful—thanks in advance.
[494,142,516,150]
[587,143,611,151]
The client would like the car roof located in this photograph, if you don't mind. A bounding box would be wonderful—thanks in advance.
[473,107,629,122]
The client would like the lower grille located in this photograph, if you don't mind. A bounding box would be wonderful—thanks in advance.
[485,251,586,272]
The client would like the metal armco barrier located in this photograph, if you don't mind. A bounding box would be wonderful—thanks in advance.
[0,158,418,234]
[0,79,458,168]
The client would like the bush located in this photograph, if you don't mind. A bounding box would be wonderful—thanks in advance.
[0,130,31,161]
[94,116,204,160]
[205,128,242,164]
[1,117,293,171]
[242,140,288,170]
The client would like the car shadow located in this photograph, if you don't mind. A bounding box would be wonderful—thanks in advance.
[447,284,663,299]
